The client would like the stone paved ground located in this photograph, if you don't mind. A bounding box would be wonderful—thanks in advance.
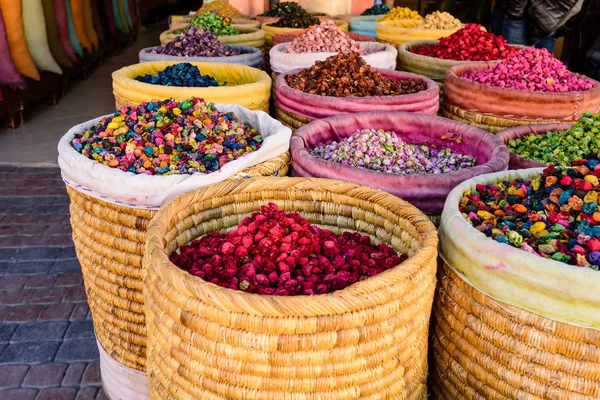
[0,165,107,400]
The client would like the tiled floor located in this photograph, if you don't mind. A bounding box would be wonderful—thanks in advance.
[0,24,165,166]
[0,166,105,400]
[0,24,167,400]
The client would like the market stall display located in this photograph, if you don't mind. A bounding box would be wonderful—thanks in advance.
[139,27,263,68]
[433,161,600,398]
[112,61,271,111]
[275,52,439,130]
[291,111,508,217]
[143,176,438,399]
[443,47,600,133]
[497,111,600,169]
[58,98,291,396]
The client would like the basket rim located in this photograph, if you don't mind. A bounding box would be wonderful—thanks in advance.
[140,44,262,57]
[270,41,393,57]
[276,67,439,102]
[112,60,270,95]
[495,122,575,169]
[440,167,600,329]
[262,19,348,31]
[398,40,527,64]
[163,25,263,37]
[446,62,600,99]
[144,176,439,317]
[57,107,291,208]
[290,110,509,188]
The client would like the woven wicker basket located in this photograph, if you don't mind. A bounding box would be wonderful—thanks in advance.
[431,263,600,399]
[274,104,312,132]
[443,63,600,134]
[262,19,348,45]
[67,154,290,371]
[442,103,566,134]
[143,177,439,399]
[112,61,271,112]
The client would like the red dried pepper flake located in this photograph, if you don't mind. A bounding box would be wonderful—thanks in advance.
[170,203,407,295]
[411,23,517,62]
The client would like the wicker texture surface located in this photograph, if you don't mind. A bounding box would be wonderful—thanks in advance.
[143,177,439,399]
[431,263,600,399]
[275,104,311,132]
[442,103,565,134]
[112,61,271,112]
[67,154,290,371]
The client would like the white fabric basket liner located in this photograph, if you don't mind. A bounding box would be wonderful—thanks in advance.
[58,103,291,209]
[269,41,397,74]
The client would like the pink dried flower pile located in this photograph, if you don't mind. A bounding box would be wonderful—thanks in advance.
[170,203,406,296]
[284,20,366,54]
[463,47,596,93]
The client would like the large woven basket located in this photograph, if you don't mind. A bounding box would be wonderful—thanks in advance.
[66,154,290,371]
[433,167,600,399]
[443,63,600,133]
[143,177,439,399]
[112,61,271,112]
[431,263,600,399]
[376,20,461,46]
[160,26,266,48]
[262,19,348,45]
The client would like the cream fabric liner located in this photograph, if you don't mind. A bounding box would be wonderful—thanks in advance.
[440,168,600,330]
[57,104,291,208]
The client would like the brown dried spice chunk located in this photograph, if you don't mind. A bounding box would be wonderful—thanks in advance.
[285,52,427,97]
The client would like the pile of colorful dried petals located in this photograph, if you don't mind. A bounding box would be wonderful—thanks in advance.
[378,6,421,21]
[507,111,600,166]
[311,128,477,174]
[411,24,516,61]
[463,47,596,92]
[170,203,406,295]
[195,0,243,19]
[417,11,461,29]
[284,20,365,54]
[135,63,220,87]
[153,26,240,57]
[286,52,427,97]
[361,3,389,15]
[188,11,239,36]
[71,98,263,175]
[463,157,600,269]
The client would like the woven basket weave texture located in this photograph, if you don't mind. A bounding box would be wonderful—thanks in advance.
[431,263,600,399]
[67,154,290,371]
[143,177,439,399]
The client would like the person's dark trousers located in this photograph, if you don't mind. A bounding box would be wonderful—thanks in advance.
[492,10,556,51]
